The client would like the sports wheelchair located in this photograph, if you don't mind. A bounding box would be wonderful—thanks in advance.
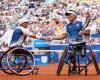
[0,46,36,76]
[57,42,100,76]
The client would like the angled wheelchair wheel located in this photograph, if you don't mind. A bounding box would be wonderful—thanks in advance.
[7,48,35,76]
[0,50,14,74]
[91,55,100,75]
[57,47,68,75]
[89,46,100,75]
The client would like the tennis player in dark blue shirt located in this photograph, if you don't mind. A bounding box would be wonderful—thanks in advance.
[45,10,90,73]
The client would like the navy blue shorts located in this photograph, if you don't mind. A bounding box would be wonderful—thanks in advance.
[69,42,86,57]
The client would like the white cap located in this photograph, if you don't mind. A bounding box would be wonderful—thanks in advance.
[65,10,77,16]
[18,18,29,25]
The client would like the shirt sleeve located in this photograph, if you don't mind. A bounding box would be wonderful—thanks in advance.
[21,28,33,37]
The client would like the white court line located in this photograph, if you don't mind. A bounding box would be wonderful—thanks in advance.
[30,50,100,53]
[0,49,99,53]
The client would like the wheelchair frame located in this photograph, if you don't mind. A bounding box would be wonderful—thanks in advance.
[57,44,100,76]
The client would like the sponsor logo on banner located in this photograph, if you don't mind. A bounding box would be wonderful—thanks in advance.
[41,56,48,63]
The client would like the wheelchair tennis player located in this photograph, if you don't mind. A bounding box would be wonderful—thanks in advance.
[45,10,90,73]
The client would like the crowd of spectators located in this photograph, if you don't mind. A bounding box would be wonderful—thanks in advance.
[0,0,100,45]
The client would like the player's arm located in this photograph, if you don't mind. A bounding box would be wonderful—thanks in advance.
[31,34,44,39]
[46,25,68,41]
[22,29,43,39]
[81,16,91,36]
[51,33,67,40]
[80,13,91,36]
[82,30,90,36]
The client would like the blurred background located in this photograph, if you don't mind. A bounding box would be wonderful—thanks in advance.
[0,0,100,65]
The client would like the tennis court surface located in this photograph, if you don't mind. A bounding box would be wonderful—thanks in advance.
[0,64,100,80]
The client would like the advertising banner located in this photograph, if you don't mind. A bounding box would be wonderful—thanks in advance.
[33,39,50,48]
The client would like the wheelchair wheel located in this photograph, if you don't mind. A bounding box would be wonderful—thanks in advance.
[57,47,68,75]
[91,54,100,75]
[0,50,14,74]
[89,46,100,75]
[7,48,35,76]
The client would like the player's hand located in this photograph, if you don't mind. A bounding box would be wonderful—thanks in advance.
[39,37,46,40]
[42,36,52,41]
[44,36,52,41]
[79,30,90,36]
[79,31,84,35]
